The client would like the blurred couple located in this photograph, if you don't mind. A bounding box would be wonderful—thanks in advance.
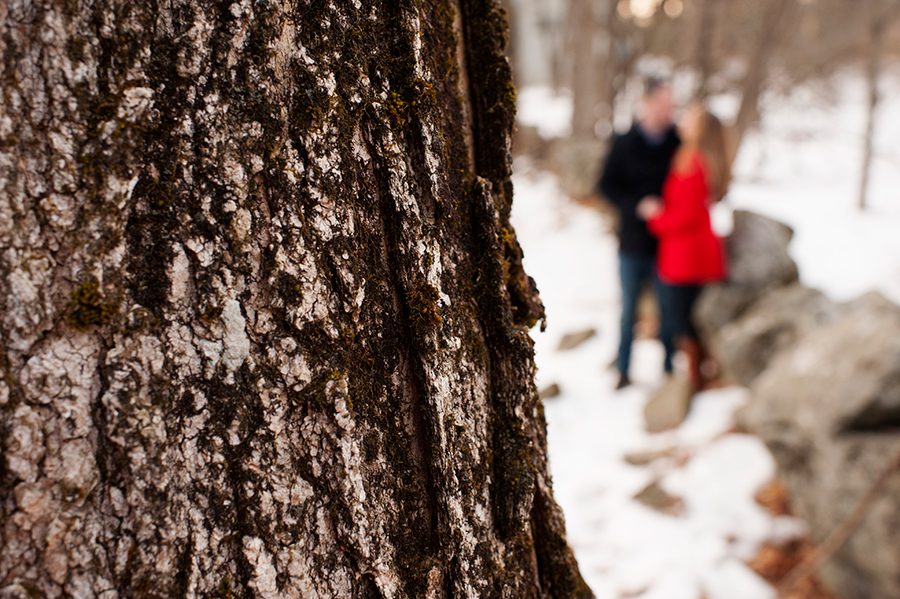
[598,77,729,393]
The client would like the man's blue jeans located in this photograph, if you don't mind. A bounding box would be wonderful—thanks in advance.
[617,252,674,377]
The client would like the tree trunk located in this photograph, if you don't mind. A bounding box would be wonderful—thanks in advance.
[500,0,520,89]
[691,0,718,100]
[857,1,898,210]
[0,1,590,598]
[858,15,882,211]
[594,0,617,134]
[569,0,598,139]
[731,0,795,163]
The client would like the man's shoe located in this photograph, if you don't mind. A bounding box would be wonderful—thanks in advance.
[615,374,631,390]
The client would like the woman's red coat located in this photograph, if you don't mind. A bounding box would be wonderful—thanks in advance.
[648,152,727,285]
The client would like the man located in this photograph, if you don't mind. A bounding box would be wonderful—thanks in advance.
[598,77,680,390]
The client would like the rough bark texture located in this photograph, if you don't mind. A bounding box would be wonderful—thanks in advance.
[0,1,590,597]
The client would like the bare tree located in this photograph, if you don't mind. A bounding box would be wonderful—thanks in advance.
[691,0,720,100]
[0,1,591,597]
[596,0,624,130]
[858,0,900,210]
[569,0,601,139]
[731,0,798,161]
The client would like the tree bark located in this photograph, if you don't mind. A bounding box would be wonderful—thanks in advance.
[0,1,590,597]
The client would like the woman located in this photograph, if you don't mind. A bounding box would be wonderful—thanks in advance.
[637,104,729,390]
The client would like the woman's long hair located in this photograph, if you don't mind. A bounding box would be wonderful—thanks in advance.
[697,110,731,203]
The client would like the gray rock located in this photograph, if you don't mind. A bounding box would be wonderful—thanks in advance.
[644,377,694,433]
[557,327,597,351]
[623,447,680,466]
[695,210,799,338]
[633,478,684,516]
[708,283,840,386]
[739,292,900,598]
[725,210,798,289]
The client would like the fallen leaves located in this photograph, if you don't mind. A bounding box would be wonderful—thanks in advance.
[749,480,841,599]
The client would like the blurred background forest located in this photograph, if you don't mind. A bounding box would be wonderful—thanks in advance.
[500,1,900,598]
[506,0,899,209]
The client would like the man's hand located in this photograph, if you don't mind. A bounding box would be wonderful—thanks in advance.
[637,196,663,220]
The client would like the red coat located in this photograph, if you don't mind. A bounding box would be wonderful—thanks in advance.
[648,152,726,285]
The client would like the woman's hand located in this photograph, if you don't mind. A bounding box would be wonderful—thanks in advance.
[637,196,663,220]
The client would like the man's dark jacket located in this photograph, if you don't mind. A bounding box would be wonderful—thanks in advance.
[598,124,680,256]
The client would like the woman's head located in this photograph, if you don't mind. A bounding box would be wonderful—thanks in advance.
[678,103,731,202]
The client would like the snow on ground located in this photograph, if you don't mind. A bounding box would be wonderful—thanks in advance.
[512,71,900,598]
[517,87,573,139]
[511,165,797,599]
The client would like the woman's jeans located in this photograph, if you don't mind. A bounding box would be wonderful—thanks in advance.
[617,252,674,377]
[659,282,703,340]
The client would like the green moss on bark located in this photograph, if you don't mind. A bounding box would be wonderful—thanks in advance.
[64,277,118,330]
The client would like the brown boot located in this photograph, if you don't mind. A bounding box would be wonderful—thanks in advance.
[677,337,703,391]
[694,340,726,389]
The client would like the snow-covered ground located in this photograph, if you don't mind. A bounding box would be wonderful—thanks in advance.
[512,167,798,598]
[512,72,900,597]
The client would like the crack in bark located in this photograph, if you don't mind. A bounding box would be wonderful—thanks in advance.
[451,0,477,172]
[361,117,441,567]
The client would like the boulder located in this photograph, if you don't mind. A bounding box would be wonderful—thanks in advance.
[644,376,694,433]
[695,210,799,339]
[707,284,839,386]
[739,292,900,599]
[724,210,798,289]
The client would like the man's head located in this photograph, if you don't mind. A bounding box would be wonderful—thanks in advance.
[639,77,675,134]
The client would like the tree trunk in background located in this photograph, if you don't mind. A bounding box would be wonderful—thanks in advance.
[595,0,618,134]
[0,1,591,597]
[731,0,795,163]
[567,0,616,140]
[691,0,718,100]
[858,8,883,211]
[568,0,597,139]
[858,2,899,210]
